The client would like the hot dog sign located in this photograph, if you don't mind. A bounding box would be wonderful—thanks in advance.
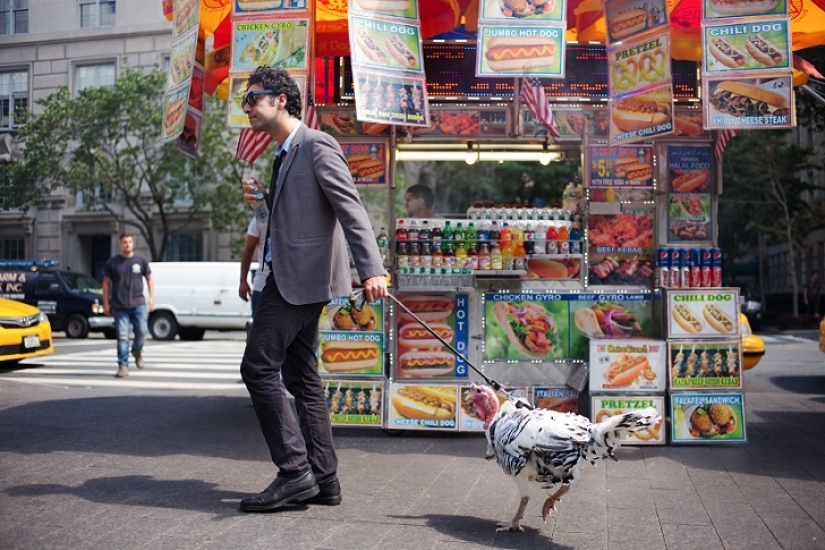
[589,339,667,392]
[476,26,565,77]
[666,288,741,339]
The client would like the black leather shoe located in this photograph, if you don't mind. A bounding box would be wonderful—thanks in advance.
[239,471,320,512]
[299,477,341,506]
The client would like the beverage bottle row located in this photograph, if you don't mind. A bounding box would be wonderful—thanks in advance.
[465,206,576,222]
[395,219,582,256]
[655,247,722,288]
[396,238,532,271]
[397,267,474,289]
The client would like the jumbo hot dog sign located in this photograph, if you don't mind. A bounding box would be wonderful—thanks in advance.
[666,289,740,338]
[476,26,565,77]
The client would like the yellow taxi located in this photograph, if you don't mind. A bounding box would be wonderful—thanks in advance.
[819,316,825,354]
[0,297,54,364]
[740,312,764,370]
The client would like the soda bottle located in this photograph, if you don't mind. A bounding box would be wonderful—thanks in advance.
[478,242,492,270]
[700,248,712,287]
[670,248,682,288]
[491,242,503,270]
[408,219,419,241]
[502,240,514,270]
[656,248,670,288]
[499,221,513,250]
[524,223,536,255]
[557,224,570,254]
[431,241,444,268]
[377,226,390,264]
[420,241,433,269]
[465,222,476,247]
[476,221,489,245]
[712,248,723,287]
[455,241,468,268]
[489,220,500,243]
[442,220,453,243]
[395,219,408,243]
[467,242,479,270]
[545,224,558,254]
[513,237,527,270]
[534,222,546,254]
[408,241,421,268]
[443,242,456,267]
[396,241,409,268]
[454,222,464,245]
[569,222,581,254]
[418,220,431,242]
[689,249,701,288]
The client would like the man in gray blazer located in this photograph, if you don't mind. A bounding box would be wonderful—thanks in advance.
[239,67,388,512]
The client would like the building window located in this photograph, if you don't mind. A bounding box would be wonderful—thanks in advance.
[0,69,28,129]
[168,232,203,261]
[0,0,28,35]
[75,62,115,93]
[79,0,115,28]
[0,237,25,260]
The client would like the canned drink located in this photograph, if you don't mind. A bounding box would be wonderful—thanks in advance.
[700,248,712,287]
[656,248,670,288]
[679,249,690,289]
[712,247,723,287]
[670,248,682,288]
[689,249,701,288]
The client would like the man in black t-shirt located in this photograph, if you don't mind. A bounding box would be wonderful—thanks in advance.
[103,233,154,378]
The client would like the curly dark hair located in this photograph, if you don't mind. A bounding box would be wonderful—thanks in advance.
[246,67,302,118]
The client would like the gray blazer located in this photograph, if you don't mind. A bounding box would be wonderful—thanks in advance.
[268,124,385,305]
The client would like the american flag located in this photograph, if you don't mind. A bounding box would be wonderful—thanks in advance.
[521,78,560,138]
[714,129,739,164]
[305,92,319,130]
[235,128,274,167]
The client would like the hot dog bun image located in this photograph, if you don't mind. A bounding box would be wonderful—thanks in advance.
[354,29,389,65]
[164,96,188,135]
[399,322,454,350]
[492,301,558,358]
[391,385,456,420]
[673,111,705,137]
[386,35,418,68]
[609,8,646,41]
[354,0,412,11]
[320,340,380,372]
[672,170,709,193]
[397,351,456,377]
[604,354,650,386]
[612,96,671,132]
[356,159,385,180]
[484,36,556,72]
[398,295,454,322]
[745,34,785,67]
[346,154,371,176]
[672,304,704,334]
[709,37,747,68]
[703,304,734,333]
[709,81,789,118]
[708,0,778,16]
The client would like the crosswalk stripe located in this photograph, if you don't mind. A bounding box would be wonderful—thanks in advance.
[9,378,248,390]
[17,368,242,379]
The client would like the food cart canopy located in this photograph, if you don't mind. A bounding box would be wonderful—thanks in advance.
[179,0,825,97]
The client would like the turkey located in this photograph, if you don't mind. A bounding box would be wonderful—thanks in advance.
[469,383,661,532]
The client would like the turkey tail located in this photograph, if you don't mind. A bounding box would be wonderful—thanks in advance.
[589,407,661,460]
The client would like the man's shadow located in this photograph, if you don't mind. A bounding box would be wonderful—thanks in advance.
[4,475,296,517]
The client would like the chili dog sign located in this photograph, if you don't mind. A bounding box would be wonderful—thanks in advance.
[666,288,740,339]
[703,19,791,74]
[589,338,667,392]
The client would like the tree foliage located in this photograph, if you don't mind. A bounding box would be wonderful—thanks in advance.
[5,64,261,260]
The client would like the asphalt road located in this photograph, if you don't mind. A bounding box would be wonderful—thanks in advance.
[0,332,823,549]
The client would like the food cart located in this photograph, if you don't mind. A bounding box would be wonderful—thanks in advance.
[162,0,825,442]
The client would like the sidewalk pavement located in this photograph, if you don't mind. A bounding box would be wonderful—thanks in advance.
[2,359,825,549]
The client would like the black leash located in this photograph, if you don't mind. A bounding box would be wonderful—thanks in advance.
[349,288,531,407]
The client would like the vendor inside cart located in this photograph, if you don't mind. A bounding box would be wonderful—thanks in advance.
[405,184,441,218]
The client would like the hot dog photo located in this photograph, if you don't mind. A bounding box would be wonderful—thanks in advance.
[478,27,563,76]
[705,0,782,19]
[610,85,674,144]
[703,21,790,73]
[389,384,458,430]
[349,18,422,71]
[666,289,740,338]
[480,0,563,21]
[589,339,666,392]
[604,0,669,44]
[668,144,712,193]
[483,295,568,360]
[319,337,383,374]
[395,294,466,379]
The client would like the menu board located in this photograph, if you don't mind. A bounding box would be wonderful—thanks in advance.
[340,141,387,186]
[665,288,740,339]
[704,75,793,129]
[589,145,654,188]
[604,0,670,44]
[589,338,667,392]
[703,19,791,75]
[667,144,713,244]
[483,294,570,360]
[569,293,653,359]
[533,386,579,413]
[610,84,675,145]
[231,19,310,72]
[395,293,470,379]
[325,379,385,427]
[318,297,385,376]
[591,395,665,445]
[670,392,747,443]
[388,383,459,430]
[668,339,743,389]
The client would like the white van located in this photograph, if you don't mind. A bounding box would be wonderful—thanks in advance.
[147,262,255,340]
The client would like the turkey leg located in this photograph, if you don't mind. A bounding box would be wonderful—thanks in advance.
[497,496,529,532]
[541,485,570,522]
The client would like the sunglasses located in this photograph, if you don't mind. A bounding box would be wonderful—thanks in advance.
[242,90,276,107]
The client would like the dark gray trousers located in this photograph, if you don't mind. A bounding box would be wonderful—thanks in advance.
[240,275,337,484]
